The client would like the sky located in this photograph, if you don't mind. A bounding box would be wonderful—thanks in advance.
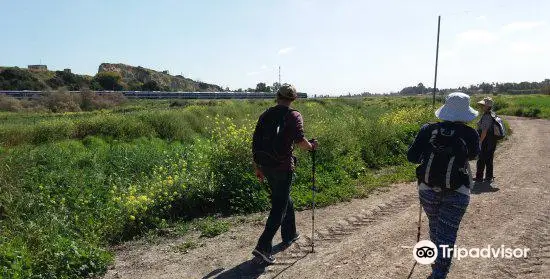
[1,0,549,95]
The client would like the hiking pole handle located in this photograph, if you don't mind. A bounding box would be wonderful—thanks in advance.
[308,138,317,151]
[309,138,316,182]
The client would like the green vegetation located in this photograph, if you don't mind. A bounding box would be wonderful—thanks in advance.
[0,97,436,278]
[0,89,127,113]
[0,67,51,90]
[0,63,223,92]
[93,71,124,91]
[398,80,550,96]
[0,67,95,91]
[3,93,547,278]
[174,240,201,253]
[196,217,231,238]
[488,94,550,119]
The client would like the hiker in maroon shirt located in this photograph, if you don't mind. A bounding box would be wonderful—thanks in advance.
[251,84,318,264]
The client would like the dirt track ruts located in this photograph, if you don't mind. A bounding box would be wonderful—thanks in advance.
[103,116,550,279]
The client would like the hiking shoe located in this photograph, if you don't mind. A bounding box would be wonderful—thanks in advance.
[252,248,275,264]
[473,177,483,183]
[283,233,301,246]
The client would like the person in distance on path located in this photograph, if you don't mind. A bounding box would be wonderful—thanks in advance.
[475,97,498,182]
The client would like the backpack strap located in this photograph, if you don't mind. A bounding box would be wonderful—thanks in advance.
[424,123,440,185]
[278,108,298,130]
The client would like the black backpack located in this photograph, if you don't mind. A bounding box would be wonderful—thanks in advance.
[416,123,471,190]
[252,106,296,167]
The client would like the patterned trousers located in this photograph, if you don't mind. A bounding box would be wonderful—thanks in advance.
[419,188,470,279]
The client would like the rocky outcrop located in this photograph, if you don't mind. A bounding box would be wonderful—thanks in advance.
[98,63,222,92]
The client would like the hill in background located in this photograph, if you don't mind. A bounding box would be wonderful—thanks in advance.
[0,63,223,92]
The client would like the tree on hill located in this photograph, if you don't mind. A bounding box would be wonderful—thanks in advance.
[0,67,46,90]
[141,80,161,91]
[198,82,210,90]
[46,71,90,91]
[94,71,124,91]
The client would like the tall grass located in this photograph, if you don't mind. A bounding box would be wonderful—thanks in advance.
[1,97,437,278]
[478,94,550,119]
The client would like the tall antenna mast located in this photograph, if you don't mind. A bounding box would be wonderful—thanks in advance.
[278,66,281,85]
[432,15,441,108]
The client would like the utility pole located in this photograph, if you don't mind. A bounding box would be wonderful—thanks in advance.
[279,66,281,85]
[433,15,441,108]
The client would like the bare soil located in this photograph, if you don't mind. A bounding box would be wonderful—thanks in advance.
[103,117,550,279]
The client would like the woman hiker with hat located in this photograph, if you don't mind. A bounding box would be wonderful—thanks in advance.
[407,92,480,279]
[475,97,498,182]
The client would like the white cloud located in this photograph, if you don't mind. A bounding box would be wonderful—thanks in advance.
[502,21,546,32]
[246,64,270,76]
[456,29,498,44]
[509,41,544,54]
[278,46,295,55]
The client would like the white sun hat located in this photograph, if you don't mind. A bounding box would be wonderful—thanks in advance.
[435,92,478,122]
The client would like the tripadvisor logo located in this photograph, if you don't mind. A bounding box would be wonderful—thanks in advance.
[413,240,438,265]
[413,240,530,264]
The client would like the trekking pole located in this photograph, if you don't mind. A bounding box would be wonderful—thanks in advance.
[406,199,423,279]
[310,140,317,253]
[416,200,422,243]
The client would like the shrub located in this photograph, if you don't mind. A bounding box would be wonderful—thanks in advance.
[492,99,508,111]
[196,217,230,238]
[94,72,125,91]
[0,97,453,278]
[175,240,200,253]
[141,80,161,91]
[80,90,127,111]
[32,119,75,144]
[41,88,82,112]
[0,95,23,112]
[74,114,155,139]
[46,71,90,91]
[0,67,46,90]
[514,107,541,118]
[0,237,33,278]
[209,117,269,214]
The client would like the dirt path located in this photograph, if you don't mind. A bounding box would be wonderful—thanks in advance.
[103,117,550,279]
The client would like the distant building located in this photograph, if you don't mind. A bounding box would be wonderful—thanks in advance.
[162,70,169,74]
[28,65,47,71]
[63,68,71,73]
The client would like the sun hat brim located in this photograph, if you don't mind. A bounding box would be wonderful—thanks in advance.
[435,104,478,122]
[477,100,493,106]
